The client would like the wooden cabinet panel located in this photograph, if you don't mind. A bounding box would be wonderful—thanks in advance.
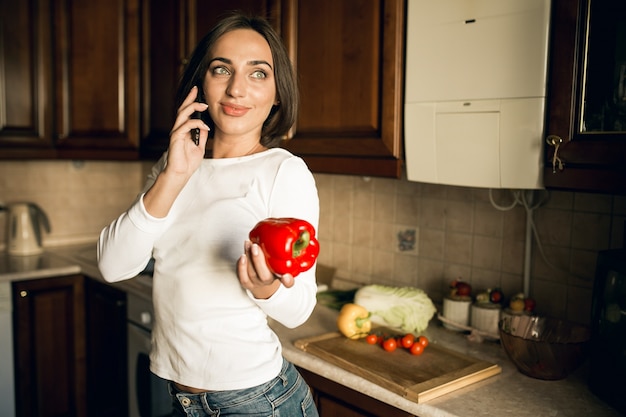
[12,276,128,417]
[0,0,141,159]
[13,275,87,417]
[85,279,128,417]
[296,2,380,133]
[298,367,414,417]
[53,0,141,159]
[543,0,626,194]
[0,0,55,157]
[283,0,405,178]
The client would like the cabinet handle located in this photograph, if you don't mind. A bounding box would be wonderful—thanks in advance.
[546,135,565,173]
[20,290,28,298]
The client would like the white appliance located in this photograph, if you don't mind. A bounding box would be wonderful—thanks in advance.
[127,290,170,417]
[0,281,15,417]
[404,0,552,189]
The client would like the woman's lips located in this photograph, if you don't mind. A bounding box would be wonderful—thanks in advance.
[221,103,250,116]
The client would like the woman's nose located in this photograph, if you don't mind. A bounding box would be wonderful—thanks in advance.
[226,73,246,97]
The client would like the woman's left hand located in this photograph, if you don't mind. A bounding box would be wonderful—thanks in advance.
[238,241,295,299]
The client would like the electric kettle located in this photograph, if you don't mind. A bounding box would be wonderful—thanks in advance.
[1,203,51,256]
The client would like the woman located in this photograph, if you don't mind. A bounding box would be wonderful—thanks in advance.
[97,13,320,417]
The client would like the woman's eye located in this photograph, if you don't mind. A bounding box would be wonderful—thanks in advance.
[251,70,267,79]
[212,66,230,75]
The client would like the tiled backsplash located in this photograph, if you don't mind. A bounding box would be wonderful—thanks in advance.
[0,160,148,246]
[317,174,626,325]
[1,160,624,325]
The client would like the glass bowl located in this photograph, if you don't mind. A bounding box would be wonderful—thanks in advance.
[499,315,591,380]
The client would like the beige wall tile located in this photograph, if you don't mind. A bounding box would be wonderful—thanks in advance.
[531,245,571,284]
[444,232,472,265]
[574,192,612,213]
[353,190,374,220]
[445,200,474,233]
[395,194,419,225]
[393,253,418,286]
[419,229,444,260]
[472,235,502,270]
[500,239,525,275]
[534,208,573,245]
[419,198,446,229]
[371,250,394,283]
[533,279,567,318]
[470,268,501,292]
[571,212,611,250]
[474,202,504,237]
[419,258,446,297]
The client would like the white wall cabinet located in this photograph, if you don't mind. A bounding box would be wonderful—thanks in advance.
[404,0,551,189]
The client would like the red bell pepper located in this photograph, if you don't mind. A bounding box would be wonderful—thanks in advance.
[249,218,320,277]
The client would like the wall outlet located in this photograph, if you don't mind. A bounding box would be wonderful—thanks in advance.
[395,226,418,254]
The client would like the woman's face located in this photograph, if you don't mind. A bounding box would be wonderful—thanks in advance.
[203,29,278,140]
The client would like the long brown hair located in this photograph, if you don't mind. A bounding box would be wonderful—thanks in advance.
[175,13,298,148]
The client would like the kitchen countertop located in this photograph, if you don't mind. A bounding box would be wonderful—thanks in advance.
[274,307,623,417]
[0,243,153,302]
[1,244,622,417]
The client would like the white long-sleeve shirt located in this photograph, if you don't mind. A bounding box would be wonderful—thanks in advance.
[97,148,320,390]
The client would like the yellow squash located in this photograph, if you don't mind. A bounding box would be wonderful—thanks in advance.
[337,303,372,340]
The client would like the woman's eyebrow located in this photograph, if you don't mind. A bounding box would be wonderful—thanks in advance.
[210,57,273,70]
[249,60,273,70]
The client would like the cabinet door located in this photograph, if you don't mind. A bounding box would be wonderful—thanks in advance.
[544,0,626,194]
[0,0,55,158]
[298,367,414,417]
[283,0,405,178]
[52,0,141,160]
[141,0,282,159]
[85,278,128,417]
[13,275,87,417]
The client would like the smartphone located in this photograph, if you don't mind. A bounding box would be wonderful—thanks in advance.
[191,85,205,145]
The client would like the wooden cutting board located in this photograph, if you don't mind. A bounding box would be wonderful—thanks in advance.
[295,329,501,403]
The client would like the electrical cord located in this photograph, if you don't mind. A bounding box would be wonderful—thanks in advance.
[488,189,591,282]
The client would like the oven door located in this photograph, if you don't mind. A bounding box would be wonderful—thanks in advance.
[128,323,171,417]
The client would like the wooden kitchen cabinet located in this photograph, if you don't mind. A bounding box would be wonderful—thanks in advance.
[0,0,55,158]
[85,278,128,417]
[0,0,142,160]
[12,275,128,417]
[543,0,626,194]
[298,367,414,417]
[13,275,87,417]
[2,0,405,178]
[283,0,405,178]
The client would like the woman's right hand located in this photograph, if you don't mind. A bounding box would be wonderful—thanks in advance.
[142,86,210,218]
[166,86,210,178]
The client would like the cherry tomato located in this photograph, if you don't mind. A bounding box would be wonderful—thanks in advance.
[382,338,397,352]
[418,336,429,348]
[366,334,378,345]
[400,334,415,349]
[410,343,424,356]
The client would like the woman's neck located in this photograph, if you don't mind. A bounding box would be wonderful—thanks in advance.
[211,137,267,159]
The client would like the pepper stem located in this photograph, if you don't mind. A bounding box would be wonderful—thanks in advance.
[355,313,371,328]
[292,230,310,258]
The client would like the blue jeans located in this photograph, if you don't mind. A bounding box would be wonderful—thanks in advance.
[168,359,319,417]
